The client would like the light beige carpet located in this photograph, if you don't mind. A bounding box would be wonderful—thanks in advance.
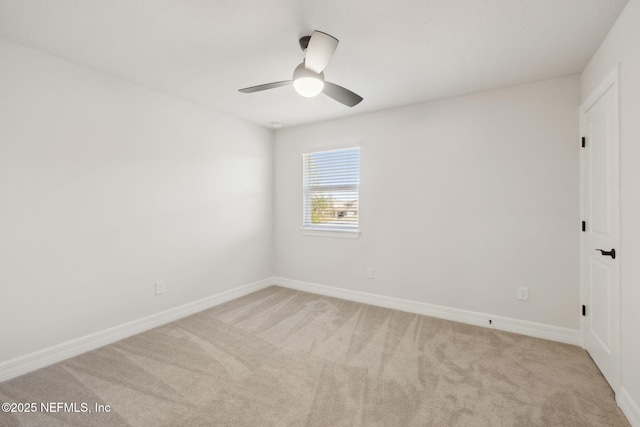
[0,286,630,426]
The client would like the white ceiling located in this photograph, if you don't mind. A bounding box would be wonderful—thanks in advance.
[0,0,629,128]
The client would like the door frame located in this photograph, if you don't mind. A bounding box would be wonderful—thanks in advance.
[579,64,620,393]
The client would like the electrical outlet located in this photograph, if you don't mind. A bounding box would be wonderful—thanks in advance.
[517,286,529,301]
[366,268,374,279]
[155,281,165,295]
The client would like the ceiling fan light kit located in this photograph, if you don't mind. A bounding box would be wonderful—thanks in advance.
[239,30,363,107]
[292,62,324,97]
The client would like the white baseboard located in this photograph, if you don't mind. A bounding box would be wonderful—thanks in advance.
[619,387,640,427]
[273,277,580,346]
[0,278,272,383]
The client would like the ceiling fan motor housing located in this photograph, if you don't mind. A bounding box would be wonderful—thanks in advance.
[293,62,324,82]
[299,35,311,52]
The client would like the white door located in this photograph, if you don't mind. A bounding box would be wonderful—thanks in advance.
[580,66,620,393]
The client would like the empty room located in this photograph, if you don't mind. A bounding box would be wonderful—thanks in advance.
[1,0,639,426]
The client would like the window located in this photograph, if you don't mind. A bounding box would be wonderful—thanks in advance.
[302,147,360,237]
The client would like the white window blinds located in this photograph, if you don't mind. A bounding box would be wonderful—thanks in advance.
[303,147,360,230]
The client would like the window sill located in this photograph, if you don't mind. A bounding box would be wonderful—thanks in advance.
[300,228,361,239]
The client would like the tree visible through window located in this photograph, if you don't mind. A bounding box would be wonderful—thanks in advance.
[303,147,360,230]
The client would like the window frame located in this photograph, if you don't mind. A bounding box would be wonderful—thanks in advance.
[301,146,361,239]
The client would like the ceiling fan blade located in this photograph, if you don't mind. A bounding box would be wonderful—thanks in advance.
[323,82,363,107]
[305,31,339,74]
[238,80,291,93]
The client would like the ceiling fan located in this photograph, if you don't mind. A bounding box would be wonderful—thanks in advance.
[238,31,363,107]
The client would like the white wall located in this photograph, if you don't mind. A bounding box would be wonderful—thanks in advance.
[0,39,274,363]
[275,75,581,329]
[581,0,640,418]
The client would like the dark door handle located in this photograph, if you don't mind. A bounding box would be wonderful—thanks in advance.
[596,248,616,259]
